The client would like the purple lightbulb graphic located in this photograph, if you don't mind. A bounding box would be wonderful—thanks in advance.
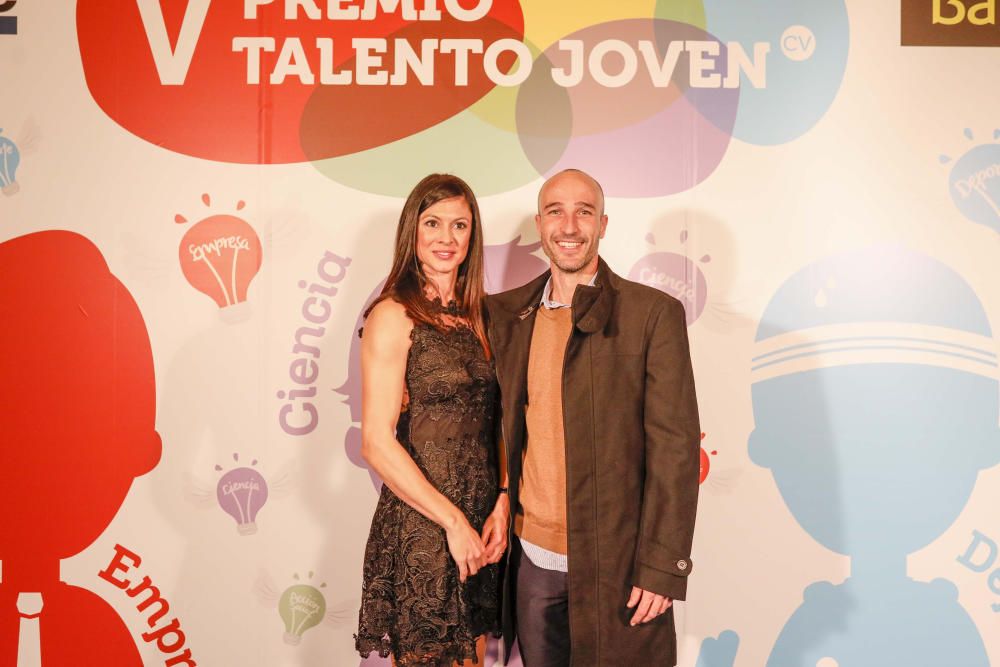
[215,454,269,536]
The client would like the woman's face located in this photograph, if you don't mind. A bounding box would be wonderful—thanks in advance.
[416,195,473,280]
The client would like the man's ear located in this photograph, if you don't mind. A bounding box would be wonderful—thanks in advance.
[600,214,608,239]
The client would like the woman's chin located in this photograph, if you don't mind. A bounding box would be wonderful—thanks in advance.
[422,261,461,278]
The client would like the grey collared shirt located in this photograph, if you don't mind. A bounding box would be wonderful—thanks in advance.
[519,271,598,572]
[539,273,598,310]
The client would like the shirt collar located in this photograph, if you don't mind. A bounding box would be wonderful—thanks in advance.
[540,273,598,310]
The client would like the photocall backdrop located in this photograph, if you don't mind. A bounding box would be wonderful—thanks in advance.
[2,1,1000,666]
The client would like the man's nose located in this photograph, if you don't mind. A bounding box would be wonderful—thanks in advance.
[561,215,580,234]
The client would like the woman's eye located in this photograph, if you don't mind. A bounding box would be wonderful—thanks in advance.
[454,221,468,230]
[424,219,438,227]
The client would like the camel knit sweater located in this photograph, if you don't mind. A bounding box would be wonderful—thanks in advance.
[514,305,573,555]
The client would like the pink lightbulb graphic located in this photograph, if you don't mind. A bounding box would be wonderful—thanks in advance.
[630,230,712,326]
[176,194,262,322]
[215,453,269,536]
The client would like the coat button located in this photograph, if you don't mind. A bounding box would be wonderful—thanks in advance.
[677,559,688,571]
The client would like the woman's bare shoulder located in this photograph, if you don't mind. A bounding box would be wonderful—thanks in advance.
[364,298,414,348]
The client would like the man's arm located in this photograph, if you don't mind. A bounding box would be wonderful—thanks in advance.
[632,297,701,602]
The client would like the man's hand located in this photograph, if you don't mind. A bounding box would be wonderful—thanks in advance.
[626,586,672,626]
[481,493,510,564]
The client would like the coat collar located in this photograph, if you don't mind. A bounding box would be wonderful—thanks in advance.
[488,256,618,334]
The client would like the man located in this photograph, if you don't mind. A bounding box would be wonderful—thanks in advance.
[486,169,700,666]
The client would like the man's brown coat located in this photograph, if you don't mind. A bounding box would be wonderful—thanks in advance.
[487,257,701,666]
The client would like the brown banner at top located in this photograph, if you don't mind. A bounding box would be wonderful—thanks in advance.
[902,0,1000,45]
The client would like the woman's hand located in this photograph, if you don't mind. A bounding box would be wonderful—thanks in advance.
[481,493,510,564]
[446,515,487,583]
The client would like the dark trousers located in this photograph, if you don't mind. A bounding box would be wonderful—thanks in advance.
[515,546,571,667]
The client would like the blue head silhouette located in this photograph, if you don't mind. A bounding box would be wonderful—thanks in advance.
[737,245,999,667]
[750,245,999,560]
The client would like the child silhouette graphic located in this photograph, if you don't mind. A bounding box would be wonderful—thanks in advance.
[699,246,998,667]
[0,231,162,666]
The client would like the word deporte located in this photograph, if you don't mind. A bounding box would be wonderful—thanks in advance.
[957,529,1000,612]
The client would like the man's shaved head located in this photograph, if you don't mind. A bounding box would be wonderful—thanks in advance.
[537,169,606,216]
[534,168,609,275]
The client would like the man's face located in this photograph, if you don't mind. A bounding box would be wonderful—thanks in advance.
[536,173,608,274]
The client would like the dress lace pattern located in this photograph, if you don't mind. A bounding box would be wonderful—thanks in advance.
[356,300,499,666]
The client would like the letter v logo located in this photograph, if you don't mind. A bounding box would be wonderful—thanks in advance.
[135,0,211,85]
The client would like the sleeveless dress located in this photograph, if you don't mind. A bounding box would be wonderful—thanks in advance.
[356,300,500,666]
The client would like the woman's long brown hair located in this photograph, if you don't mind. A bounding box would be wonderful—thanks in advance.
[365,173,490,358]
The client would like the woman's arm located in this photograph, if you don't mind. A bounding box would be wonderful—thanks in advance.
[360,298,486,581]
[481,416,510,564]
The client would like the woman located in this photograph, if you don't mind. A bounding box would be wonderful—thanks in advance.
[355,174,509,666]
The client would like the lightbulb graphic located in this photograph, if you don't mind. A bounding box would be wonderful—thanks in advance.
[0,129,21,196]
[215,453,268,535]
[629,231,711,326]
[940,128,1000,234]
[699,432,718,485]
[176,194,262,322]
[253,570,347,645]
[278,577,327,646]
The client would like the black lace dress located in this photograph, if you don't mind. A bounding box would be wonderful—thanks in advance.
[356,301,500,666]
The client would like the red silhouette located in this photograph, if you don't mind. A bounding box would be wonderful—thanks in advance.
[0,231,162,665]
